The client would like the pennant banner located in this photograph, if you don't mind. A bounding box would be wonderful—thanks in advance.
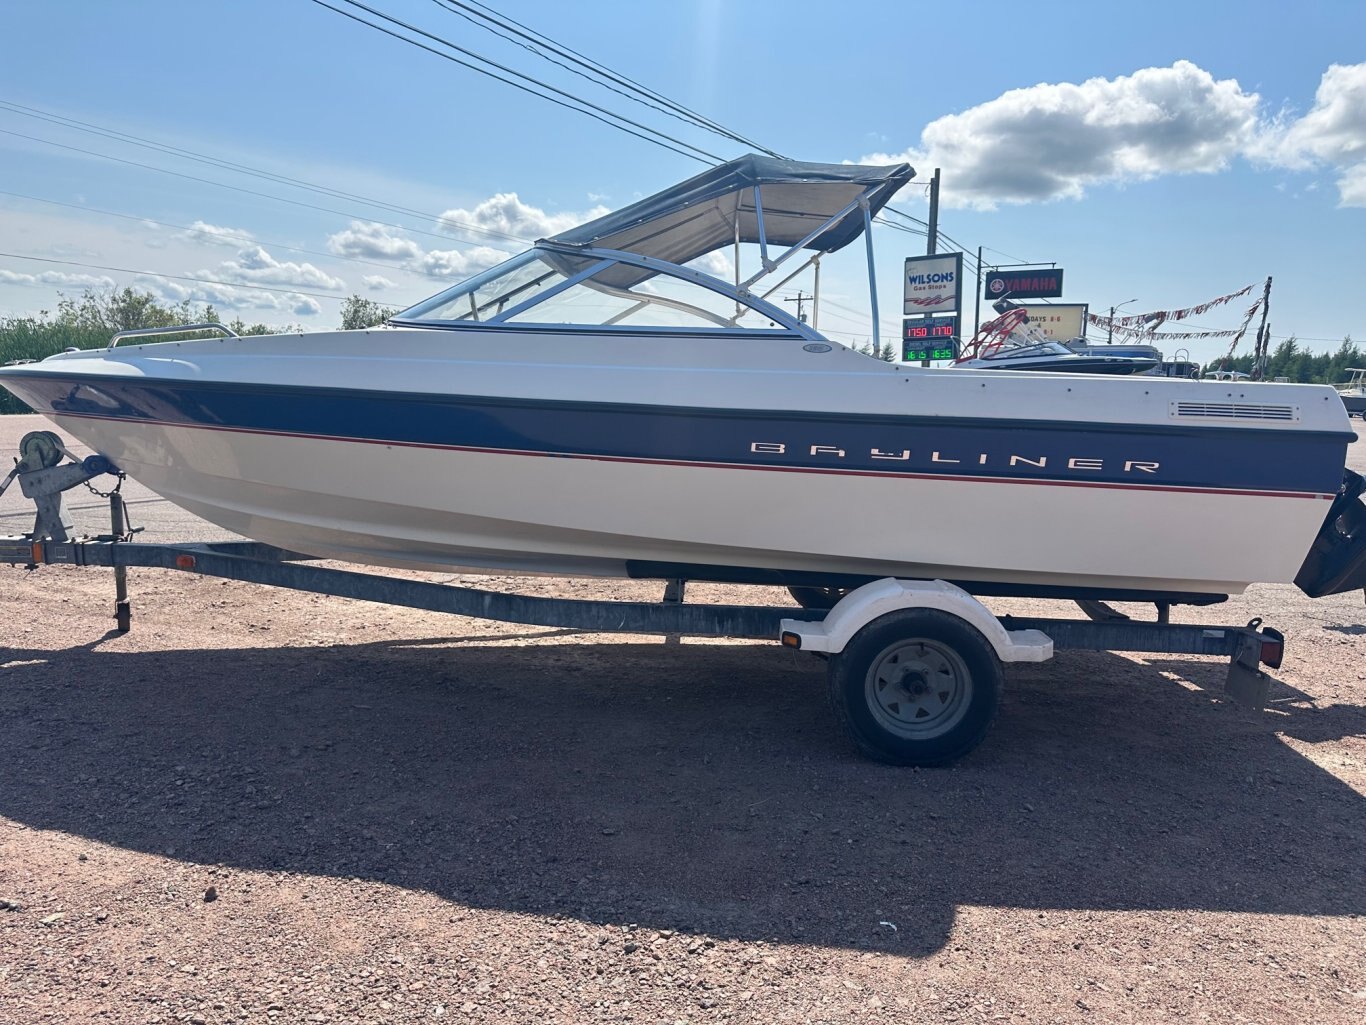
[1220,289,1271,364]
[1087,297,1264,342]
[1091,283,1256,329]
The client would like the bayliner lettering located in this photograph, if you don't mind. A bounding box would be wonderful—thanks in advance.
[748,441,1159,476]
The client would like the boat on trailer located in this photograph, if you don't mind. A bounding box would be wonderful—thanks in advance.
[2,154,1365,607]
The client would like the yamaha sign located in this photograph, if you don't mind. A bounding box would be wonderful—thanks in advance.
[903,253,962,315]
[984,268,1064,300]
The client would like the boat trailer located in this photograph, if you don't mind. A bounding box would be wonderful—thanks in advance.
[3,431,1290,766]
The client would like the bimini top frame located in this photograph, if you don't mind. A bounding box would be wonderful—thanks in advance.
[398,154,915,347]
[549,154,916,349]
[547,154,915,276]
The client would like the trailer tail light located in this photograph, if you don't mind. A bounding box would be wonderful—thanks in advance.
[1259,628,1285,669]
[175,554,196,570]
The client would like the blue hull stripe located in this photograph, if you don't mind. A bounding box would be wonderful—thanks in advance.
[4,373,1348,497]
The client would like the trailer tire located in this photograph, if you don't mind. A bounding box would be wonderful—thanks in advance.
[828,609,1002,766]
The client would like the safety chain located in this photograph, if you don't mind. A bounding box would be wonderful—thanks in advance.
[82,471,126,500]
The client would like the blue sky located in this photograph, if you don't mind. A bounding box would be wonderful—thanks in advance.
[1,0,1363,364]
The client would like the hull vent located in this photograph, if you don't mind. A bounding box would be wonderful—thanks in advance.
[1171,401,1299,423]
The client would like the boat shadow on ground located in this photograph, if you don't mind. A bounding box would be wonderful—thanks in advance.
[1,637,1363,958]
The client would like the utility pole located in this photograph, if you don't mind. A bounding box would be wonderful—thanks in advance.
[917,168,942,367]
[973,245,982,336]
[783,291,812,324]
[1107,299,1138,345]
[926,168,940,256]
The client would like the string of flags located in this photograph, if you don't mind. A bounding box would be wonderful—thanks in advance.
[1093,297,1263,341]
[1088,282,1256,331]
[1070,277,1274,374]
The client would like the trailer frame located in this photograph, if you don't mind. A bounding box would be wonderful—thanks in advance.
[1,438,1286,764]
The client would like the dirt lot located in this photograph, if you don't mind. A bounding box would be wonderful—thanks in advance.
[2,415,1364,1024]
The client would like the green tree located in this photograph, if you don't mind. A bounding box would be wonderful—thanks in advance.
[54,287,193,333]
[1265,337,1300,380]
[226,316,279,337]
[1323,337,1362,385]
[856,340,898,362]
[340,295,394,330]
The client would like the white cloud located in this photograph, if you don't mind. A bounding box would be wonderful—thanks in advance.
[178,221,255,247]
[1275,63,1366,165]
[863,60,1263,209]
[327,220,422,260]
[1264,63,1366,207]
[414,246,510,280]
[327,194,605,283]
[362,274,396,290]
[688,251,733,278]
[1338,163,1366,207]
[0,269,116,289]
[133,275,322,317]
[437,193,608,244]
[326,221,508,280]
[193,245,345,291]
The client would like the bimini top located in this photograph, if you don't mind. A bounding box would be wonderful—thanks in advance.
[393,154,914,337]
[547,153,914,270]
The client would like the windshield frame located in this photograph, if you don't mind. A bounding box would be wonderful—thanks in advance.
[390,241,822,339]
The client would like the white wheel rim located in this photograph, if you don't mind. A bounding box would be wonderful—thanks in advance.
[864,638,973,741]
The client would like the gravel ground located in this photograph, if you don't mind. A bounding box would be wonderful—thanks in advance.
[2,416,1364,1024]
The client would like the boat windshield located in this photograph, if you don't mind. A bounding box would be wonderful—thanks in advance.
[393,245,802,333]
[978,339,1074,360]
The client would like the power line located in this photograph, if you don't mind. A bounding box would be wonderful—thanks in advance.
[980,244,1035,265]
[429,0,710,138]
[0,99,527,247]
[873,216,926,238]
[429,0,783,157]
[881,204,1030,273]
[0,251,402,308]
[883,205,930,230]
[306,0,722,165]
[0,127,520,253]
[460,0,775,152]
[0,189,444,279]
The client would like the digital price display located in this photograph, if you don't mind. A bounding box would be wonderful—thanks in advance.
[902,315,960,362]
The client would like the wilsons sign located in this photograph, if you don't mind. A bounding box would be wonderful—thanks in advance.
[984,268,1064,300]
[903,253,963,315]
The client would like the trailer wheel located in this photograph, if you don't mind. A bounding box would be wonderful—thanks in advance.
[828,609,1002,766]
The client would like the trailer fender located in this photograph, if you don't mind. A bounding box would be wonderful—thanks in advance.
[780,578,1053,662]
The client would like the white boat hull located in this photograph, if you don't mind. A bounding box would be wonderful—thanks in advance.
[46,412,1332,596]
[2,327,1356,599]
